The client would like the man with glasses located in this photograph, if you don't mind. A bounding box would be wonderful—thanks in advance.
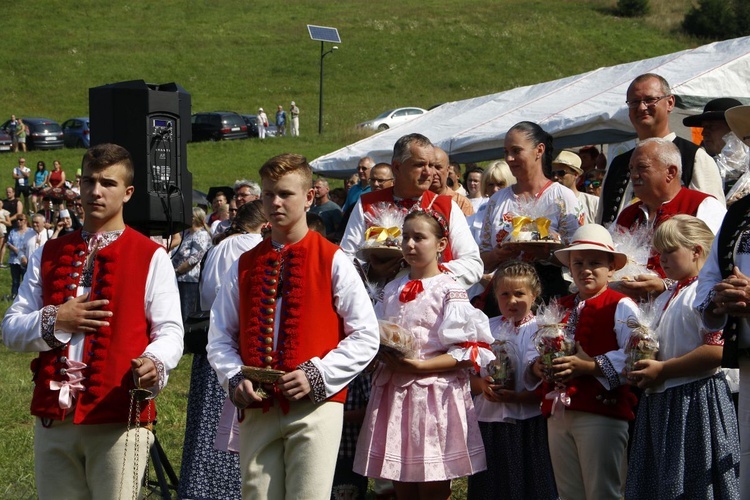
[550,151,599,224]
[233,179,260,208]
[341,157,374,213]
[597,73,724,225]
[368,163,394,191]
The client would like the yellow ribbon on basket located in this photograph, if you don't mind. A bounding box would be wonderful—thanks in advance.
[510,216,551,238]
[365,226,401,243]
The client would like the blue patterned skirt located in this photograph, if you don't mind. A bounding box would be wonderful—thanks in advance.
[467,415,558,500]
[178,354,242,500]
[626,373,740,500]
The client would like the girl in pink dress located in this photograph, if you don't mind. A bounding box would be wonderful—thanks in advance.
[354,209,495,499]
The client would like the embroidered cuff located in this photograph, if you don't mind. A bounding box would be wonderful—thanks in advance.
[696,289,715,315]
[703,329,725,346]
[141,352,166,393]
[228,372,246,408]
[298,360,326,404]
[41,305,65,349]
[594,355,620,389]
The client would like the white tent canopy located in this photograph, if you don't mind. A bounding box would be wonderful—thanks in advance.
[312,36,750,178]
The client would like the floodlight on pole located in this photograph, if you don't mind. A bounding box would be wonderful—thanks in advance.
[307,25,341,135]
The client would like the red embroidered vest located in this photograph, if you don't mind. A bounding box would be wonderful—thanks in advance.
[237,230,347,404]
[540,288,636,420]
[360,187,455,262]
[31,227,160,424]
[616,187,711,277]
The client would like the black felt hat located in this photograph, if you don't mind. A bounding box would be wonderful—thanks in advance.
[683,98,743,127]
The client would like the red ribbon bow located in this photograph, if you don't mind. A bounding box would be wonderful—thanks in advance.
[399,279,424,303]
[456,341,491,373]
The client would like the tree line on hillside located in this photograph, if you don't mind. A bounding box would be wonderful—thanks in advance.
[617,0,750,40]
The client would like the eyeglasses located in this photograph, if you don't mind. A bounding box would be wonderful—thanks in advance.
[584,180,601,188]
[625,95,671,109]
[229,208,238,212]
[550,169,571,178]
[369,177,393,184]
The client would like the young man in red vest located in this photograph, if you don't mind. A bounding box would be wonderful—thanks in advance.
[207,153,379,500]
[614,137,726,300]
[2,143,184,499]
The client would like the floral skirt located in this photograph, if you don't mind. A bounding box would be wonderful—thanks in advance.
[468,416,558,500]
[178,354,242,500]
[626,373,740,499]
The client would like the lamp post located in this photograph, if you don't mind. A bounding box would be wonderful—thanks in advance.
[318,44,337,134]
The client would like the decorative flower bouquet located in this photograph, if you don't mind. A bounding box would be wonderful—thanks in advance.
[623,301,659,373]
[378,319,417,359]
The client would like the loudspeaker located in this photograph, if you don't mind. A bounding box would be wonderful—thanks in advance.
[89,80,193,235]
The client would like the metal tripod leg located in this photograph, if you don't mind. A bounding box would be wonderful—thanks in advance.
[146,433,179,499]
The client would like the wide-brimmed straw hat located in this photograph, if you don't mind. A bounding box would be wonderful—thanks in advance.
[726,105,750,147]
[552,150,583,175]
[554,224,628,270]
[683,98,743,127]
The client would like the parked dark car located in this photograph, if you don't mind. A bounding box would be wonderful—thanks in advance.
[61,117,91,148]
[240,114,278,138]
[1,117,64,150]
[0,130,12,152]
[190,111,247,142]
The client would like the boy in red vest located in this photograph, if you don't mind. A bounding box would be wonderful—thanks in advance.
[2,143,184,499]
[527,224,639,499]
[207,153,379,500]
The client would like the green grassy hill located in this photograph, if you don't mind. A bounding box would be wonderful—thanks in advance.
[0,0,701,496]
[2,0,696,188]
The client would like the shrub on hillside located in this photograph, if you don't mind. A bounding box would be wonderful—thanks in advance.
[616,0,650,18]
[683,0,750,39]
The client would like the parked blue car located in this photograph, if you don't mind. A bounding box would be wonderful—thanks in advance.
[61,117,90,148]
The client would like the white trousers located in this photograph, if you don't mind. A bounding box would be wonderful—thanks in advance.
[547,409,629,500]
[239,399,343,500]
[291,116,300,137]
[34,415,152,500]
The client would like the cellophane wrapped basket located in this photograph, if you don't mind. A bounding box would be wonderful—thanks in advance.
[378,319,417,359]
[534,301,575,379]
[623,301,659,373]
[487,321,517,390]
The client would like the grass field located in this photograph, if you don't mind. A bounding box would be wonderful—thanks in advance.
[0,0,706,497]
